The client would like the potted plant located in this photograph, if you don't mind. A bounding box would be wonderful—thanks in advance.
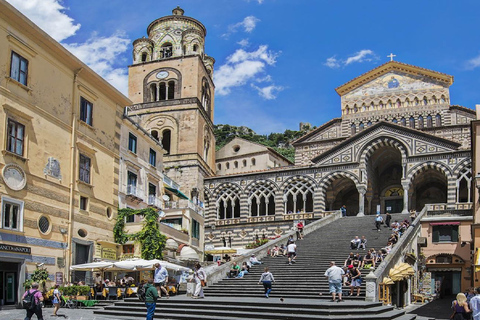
[76,286,90,300]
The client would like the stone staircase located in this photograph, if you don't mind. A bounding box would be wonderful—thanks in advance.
[94,214,416,319]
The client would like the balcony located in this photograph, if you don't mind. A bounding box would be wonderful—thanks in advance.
[424,203,472,217]
[126,184,143,203]
[147,195,162,209]
[163,175,180,190]
[164,200,204,216]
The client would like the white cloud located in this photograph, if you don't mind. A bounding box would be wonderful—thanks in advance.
[223,16,260,38]
[324,56,340,68]
[251,84,284,100]
[466,53,480,70]
[63,32,130,95]
[214,45,280,96]
[345,49,375,65]
[237,39,250,47]
[6,0,80,42]
[324,50,377,69]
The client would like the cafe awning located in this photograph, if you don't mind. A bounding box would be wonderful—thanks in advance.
[429,222,460,226]
[164,186,189,200]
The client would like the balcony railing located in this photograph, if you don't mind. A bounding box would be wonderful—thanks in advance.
[164,200,204,216]
[148,195,162,208]
[163,175,180,190]
[127,184,138,196]
[425,202,472,217]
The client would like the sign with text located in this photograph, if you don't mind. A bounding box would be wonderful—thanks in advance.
[102,247,117,260]
[55,272,63,285]
[0,244,31,254]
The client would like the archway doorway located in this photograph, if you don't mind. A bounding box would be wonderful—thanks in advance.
[366,144,403,215]
[325,176,359,216]
[411,167,447,211]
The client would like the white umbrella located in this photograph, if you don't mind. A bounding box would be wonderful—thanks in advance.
[112,258,147,271]
[70,261,114,271]
[138,259,191,272]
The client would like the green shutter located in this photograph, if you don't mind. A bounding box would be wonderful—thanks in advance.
[432,227,439,243]
[452,226,459,242]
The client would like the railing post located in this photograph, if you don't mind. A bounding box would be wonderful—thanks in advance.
[365,271,378,302]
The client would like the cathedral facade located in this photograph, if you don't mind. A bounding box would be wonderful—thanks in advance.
[204,61,474,248]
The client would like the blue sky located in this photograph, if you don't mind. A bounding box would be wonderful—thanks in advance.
[7,0,480,135]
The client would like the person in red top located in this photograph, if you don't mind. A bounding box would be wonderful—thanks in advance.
[22,282,44,320]
[296,221,304,240]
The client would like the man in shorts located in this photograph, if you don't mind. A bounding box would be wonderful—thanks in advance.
[324,261,345,302]
[153,263,169,298]
[287,241,297,265]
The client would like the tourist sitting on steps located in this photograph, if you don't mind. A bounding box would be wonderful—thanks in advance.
[250,254,262,265]
[229,261,240,278]
[350,236,361,249]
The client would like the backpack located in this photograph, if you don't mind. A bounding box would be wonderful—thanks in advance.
[22,290,38,310]
[137,286,146,302]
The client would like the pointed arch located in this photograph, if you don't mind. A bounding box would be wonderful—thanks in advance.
[358,136,409,164]
[214,183,242,219]
[281,176,317,214]
[245,180,278,216]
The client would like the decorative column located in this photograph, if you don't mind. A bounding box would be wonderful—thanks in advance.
[401,181,410,214]
[357,186,366,216]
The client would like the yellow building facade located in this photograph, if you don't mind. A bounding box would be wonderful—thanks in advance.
[0,1,130,305]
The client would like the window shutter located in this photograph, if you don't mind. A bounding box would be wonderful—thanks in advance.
[432,227,439,243]
[452,227,459,242]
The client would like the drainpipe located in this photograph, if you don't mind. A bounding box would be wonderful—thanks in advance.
[65,67,83,282]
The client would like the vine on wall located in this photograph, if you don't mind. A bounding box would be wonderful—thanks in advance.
[114,207,167,260]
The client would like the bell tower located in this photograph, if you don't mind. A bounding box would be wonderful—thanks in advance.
[127,6,216,201]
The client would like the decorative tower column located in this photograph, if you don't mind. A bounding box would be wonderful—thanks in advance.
[357,186,367,216]
[401,180,410,214]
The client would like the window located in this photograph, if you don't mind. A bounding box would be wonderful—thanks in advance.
[409,116,415,128]
[151,130,159,141]
[251,158,256,166]
[436,114,442,127]
[7,119,25,156]
[192,219,200,239]
[149,149,156,166]
[234,161,238,168]
[79,154,91,184]
[125,213,135,223]
[162,129,171,154]
[80,196,88,210]
[161,43,173,58]
[359,122,364,131]
[226,162,230,169]
[127,171,137,195]
[418,115,424,129]
[123,245,134,254]
[80,97,93,126]
[351,123,356,134]
[400,118,406,126]
[168,81,175,100]
[243,160,247,167]
[10,51,28,85]
[141,52,147,62]
[432,225,458,243]
[2,198,22,231]
[38,216,50,234]
[128,133,137,154]
[426,115,433,128]
[217,164,221,170]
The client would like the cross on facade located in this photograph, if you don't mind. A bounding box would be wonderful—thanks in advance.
[387,53,396,61]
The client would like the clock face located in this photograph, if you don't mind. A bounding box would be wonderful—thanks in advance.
[2,164,26,190]
[156,71,169,79]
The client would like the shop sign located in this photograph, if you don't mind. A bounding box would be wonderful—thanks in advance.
[102,247,117,260]
[0,244,31,254]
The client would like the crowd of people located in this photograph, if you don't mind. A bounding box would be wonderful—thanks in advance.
[451,290,480,320]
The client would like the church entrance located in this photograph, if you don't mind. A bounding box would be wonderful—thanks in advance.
[325,176,358,216]
[385,199,403,214]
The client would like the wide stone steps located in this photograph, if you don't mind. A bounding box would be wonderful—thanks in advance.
[94,214,415,319]
[93,297,416,320]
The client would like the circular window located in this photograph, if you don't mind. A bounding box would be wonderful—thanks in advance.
[38,216,50,234]
[233,145,240,152]
[106,207,113,219]
[78,229,88,238]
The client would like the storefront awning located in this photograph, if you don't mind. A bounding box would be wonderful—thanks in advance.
[164,186,189,200]
[429,222,460,226]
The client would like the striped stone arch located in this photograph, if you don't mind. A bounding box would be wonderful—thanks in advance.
[213,182,243,220]
[406,161,453,183]
[245,179,279,217]
[318,170,361,191]
[203,188,214,224]
[281,175,317,214]
[452,158,472,177]
[358,136,409,164]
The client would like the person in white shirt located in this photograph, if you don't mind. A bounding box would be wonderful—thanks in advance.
[287,241,297,265]
[324,261,345,302]
[350,236,361,249]
[470,287,480,320]
[154,263,169,298]
[250,254,262,265]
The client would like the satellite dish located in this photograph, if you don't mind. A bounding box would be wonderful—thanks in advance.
[158,210,166,218]
[162,195,170,201]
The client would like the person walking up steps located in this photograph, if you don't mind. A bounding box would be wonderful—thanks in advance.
[144,278,158,320]
[324,261,345,302]
[287,240,297,265]
[258,267,275,298]
[375,213,383,231]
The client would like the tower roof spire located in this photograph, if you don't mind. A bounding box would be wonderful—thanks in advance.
[172,6,184,16]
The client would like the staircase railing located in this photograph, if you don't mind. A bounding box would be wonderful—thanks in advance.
[365,207,427,302]
[205,210,342,285]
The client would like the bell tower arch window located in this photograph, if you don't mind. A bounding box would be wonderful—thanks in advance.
[161,42,173,58]
[426,115,433,128]
[436,114,442,127]
[151,130,159,141]
[168,81,175,100]
[201,79,211,115]
[162,129,171,154]
[141,52,147,62]
[418,115,424,129]
[409,116,415,128]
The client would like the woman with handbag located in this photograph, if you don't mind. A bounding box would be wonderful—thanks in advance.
[451,292,471,320]
[192,263,207,299]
